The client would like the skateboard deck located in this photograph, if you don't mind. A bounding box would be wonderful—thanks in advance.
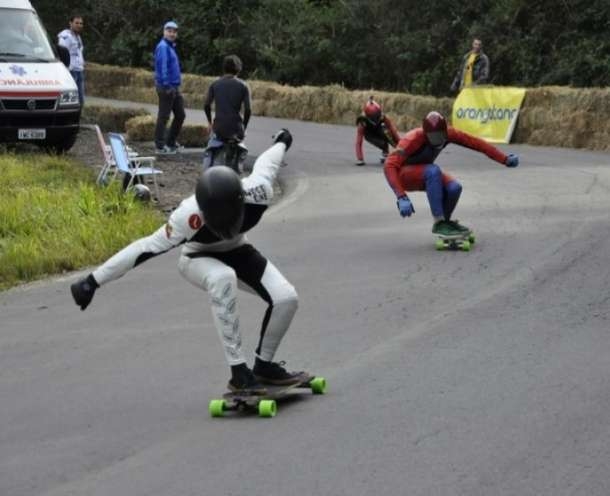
[209,374,327,418]
[435,231,476,251]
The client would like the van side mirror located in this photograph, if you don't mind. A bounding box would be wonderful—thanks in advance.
[56,44,70,67]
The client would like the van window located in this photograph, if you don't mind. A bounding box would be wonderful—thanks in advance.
[0,9,55,61]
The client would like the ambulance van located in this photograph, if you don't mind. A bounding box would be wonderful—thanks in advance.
[0,0,81,152]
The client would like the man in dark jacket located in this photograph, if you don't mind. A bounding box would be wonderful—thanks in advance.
[204,55,251,142]
[154,21,185,154]
[450,38,490,93]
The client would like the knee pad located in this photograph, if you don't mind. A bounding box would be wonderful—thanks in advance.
[424,164,442,183]
[445,180,462,196]
[272,283,298,312]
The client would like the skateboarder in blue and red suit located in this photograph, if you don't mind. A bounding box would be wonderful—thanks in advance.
[384,111,519,236]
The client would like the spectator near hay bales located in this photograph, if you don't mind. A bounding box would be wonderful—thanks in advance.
[355,96,401,166]
[204,55,251,142]
[450,38,490,93]
[154,20,185,154]
[57,15,85,105]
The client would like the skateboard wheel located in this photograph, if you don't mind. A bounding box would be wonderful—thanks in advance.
[209,399,226,417]
[469,233,476,244]
[435,239,445,251]
[310,377,327,394]
[460,240,471,251]
[258,399,277,418]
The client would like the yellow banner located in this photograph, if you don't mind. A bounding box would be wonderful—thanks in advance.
[452,86,526,143]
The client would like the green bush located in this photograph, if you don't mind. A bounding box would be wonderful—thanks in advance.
[37,0,609,96]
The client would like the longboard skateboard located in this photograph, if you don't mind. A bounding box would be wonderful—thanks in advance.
[209,374,327,418]
[435,231,476,251]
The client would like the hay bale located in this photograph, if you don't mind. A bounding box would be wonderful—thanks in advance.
[251,99,268,116]
[178,124,210,147]
[88,63,610,151]
[125,115,210,147]
[181,73,214,95]
[82,104,150,132]
[125,115,156,142]
[515,86,610,149]
[181,92,206,109]
[86,63,143,97]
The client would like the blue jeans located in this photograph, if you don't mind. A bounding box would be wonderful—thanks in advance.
[70,70,85,106]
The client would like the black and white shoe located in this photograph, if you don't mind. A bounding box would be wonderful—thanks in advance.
[253,358,304,386]
[228,364,267,395]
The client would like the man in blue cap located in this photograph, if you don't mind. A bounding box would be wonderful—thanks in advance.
[154,20,185,154]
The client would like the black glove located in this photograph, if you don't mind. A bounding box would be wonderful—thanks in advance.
[71,273,99,311]
[272,128,293,151]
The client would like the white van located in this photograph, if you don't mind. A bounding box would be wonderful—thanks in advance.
[0,0,81,152]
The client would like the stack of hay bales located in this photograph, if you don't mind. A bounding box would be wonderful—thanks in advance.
[124,115,210,147]
[82,105,150,132]
[86,63,448,134]
[513,86,610,151]
[86,63,610,151]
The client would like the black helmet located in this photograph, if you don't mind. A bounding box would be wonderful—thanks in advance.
[195,166,245,239]
[133,184,151,202]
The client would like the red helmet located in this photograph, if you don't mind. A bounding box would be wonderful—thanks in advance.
[363,97,382,123]
[422,111,448,147]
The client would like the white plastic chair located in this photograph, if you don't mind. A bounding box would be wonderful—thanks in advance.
[108,132,162,200]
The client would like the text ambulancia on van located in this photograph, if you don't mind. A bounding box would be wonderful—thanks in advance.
[0,0,81,152]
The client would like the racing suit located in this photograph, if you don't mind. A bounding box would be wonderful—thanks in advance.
[355,114,401,162]
[90,142,296,366]
[384,126,508,220]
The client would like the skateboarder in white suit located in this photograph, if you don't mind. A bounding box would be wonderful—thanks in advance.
[71,129,304,394]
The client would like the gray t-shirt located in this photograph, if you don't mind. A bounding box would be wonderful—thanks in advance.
[204,76,251,140]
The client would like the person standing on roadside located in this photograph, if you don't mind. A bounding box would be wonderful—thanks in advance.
[204,54,251,142]
[57,15,85,106]
[450,38,490,93]
[154,20,185,154]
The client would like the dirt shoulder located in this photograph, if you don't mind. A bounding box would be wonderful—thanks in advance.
[69,127,270,215]
[69,126,207,214]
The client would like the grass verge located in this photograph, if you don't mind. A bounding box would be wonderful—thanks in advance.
[0,153,165,290]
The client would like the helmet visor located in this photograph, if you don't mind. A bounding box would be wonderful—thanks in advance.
[204,200,245,240]
[426,131,447,147]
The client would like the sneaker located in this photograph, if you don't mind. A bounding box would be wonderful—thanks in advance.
[167,143,184,153]
[380,152,389,164]
[432,220,461,236]
[253,358,304,386]
[447,219,471,234]
[155,145,176,155]
[227,364,267,395]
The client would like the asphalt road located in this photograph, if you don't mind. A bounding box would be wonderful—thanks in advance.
[2,100,610,496]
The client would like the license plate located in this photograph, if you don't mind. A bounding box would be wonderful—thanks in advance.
[18,129,46,140]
